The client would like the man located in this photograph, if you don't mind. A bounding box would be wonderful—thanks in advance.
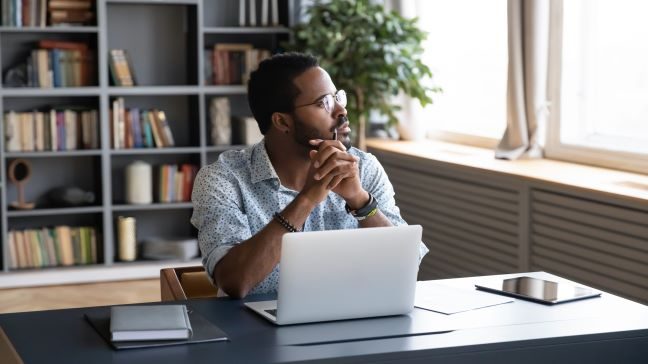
[191,52,428,298]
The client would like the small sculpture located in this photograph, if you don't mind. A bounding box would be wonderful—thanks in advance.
[8,158,35,210]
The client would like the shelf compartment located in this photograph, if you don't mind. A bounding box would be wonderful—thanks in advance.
[204,94,255,146]
[111,209,197,262]
[6,214,104,270]
[0,32,98,88]
[4,156,102,209]
[107,2,198,86]
[109,95,200,148]
[110,153,200,205]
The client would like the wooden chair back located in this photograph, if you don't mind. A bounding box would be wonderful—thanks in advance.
[160,266,218,301]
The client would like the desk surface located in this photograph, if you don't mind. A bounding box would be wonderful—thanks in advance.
[1,272,647,364]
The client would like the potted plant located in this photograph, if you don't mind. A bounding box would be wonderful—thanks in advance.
[284,0,440,149]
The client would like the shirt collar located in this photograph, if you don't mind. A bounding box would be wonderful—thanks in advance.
[250,139,280,184]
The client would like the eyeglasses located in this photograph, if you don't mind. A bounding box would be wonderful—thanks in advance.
[294,90,347,113]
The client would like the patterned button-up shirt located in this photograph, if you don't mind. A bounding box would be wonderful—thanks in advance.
[191,140,429,295]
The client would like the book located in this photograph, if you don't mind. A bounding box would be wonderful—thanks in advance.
[108,49,135,87]
[239,0,246,26]
[154,110,175,147]
[261,0,268,26]
[249,0,256,26]
[110,305,192,342]
[272,0,279,25]
[84,305,228,350]
[38,40,88,51]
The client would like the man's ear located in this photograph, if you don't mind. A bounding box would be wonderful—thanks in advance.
[271,112,291,134]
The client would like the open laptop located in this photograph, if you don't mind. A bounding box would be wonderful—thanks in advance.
[244,225,422,325]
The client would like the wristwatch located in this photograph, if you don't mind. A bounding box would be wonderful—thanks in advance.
[345,192,379,221]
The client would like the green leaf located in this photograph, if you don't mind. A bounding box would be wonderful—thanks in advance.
[283,0,441,128]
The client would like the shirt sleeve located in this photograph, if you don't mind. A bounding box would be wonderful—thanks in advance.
[360,153,430,263]
[190,162,253,281]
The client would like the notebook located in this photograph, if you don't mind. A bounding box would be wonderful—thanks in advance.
[85,305,228,350]
[110,305,192,341]
[245,225,422,325]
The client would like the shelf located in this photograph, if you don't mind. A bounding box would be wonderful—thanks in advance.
[203,26,290,34]
[5,150,102,158]
[0,26,99,33]
[112,202,193,212]
[111,147,201,155]
[0,258,202,289]
[107,0,199,5]
[202,85,247,95]
[1,87,101,97]
[7,206,104,218]
[108,86,201,95]
[205,145,246,153]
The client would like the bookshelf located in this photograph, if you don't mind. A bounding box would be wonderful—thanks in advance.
[0,0,294,285]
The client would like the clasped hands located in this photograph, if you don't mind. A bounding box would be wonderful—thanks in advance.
[301,139,369,209]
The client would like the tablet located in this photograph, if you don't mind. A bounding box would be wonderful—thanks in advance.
[475,276,601,305]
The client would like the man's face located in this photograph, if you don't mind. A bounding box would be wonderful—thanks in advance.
[289,67,351,150]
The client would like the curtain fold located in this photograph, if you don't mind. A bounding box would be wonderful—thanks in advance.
[495,0,550,160]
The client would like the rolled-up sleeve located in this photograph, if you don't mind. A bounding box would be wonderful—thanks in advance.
[360,153,430,263]
[191,163,252,280]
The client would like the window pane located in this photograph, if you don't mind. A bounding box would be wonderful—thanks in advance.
[561,0,648,154]
[417,0,507,139]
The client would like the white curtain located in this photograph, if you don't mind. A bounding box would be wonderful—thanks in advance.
[495,0,551,160]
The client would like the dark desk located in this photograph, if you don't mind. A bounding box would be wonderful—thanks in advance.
[1,272,648,363]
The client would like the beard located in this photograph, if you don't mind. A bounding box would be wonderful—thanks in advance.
[292,114,352,152]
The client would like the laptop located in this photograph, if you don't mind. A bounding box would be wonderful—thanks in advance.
[244,225,422,325]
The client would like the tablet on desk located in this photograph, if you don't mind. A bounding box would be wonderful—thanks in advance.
[475,276,601,305]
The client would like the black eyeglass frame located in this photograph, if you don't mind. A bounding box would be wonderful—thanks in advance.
[293,90,347,113]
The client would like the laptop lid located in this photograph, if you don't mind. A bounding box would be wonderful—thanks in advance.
[270,225,422,325]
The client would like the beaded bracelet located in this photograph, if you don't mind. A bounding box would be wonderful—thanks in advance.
[274,212,300,233]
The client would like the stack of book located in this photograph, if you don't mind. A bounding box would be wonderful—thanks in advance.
[25,40,95,88]
[49,0,95,26]
[205,44,271,85]
[7,226,98,269]
[4,108,99,152]
[110,98,175,149]
[157,164,199,203]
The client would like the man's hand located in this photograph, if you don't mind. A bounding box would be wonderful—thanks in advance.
[308,139,368,209]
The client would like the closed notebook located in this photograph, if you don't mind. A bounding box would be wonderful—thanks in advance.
[110,305,192,341]
[85,306,228,350]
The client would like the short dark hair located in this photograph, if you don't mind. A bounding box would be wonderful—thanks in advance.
[248,52,319,134]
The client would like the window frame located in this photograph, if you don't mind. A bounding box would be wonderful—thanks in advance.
[544,0,648,174]
[412,0,507,148]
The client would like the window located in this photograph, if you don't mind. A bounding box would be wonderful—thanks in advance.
[547,0,648,172]
[415,0,508,145]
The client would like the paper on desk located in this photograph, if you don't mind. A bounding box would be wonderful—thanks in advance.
[415,281,513,315]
